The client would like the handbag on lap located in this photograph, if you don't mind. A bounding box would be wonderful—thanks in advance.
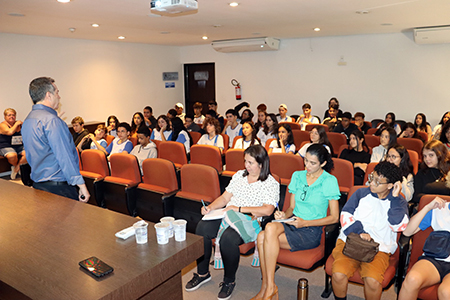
[343,232,380,263]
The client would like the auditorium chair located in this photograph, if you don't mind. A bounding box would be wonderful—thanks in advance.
[364,134,380,149]
[397,194,450,300]
[265,138,276,152]
[220,149,244,193]
[172,164,221,233]
[102,153,142,216]
[158,141,188,168]
[407,149,419,174]
[80,149,110,207]
[397,138,423,162]
[105,135,115,146]
[189,131,202,145]
[220,134,230,152]
[279,121,301,130]
[329,158,354,207]
[134,158,178,223]
[327,132,348,157]
[129,136,138,147]
[190,144,223,173]
[370,119,384,128]
[362,162,378,185]
[417,131,428,142]
[321,186,409,298]
[306,124,329,132]
[292,129,310,151]
[366,128,378,135]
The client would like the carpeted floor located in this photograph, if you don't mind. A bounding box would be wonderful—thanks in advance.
[181,254,398,300]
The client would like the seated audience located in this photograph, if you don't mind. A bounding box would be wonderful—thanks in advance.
[233,121,260,149]
[298,125,333,157]
[130,112,145,138]
[71,116,89,146]
[193,102,205,125]
[167,109,177,120]
[375,112,401,135]
[398,196,450,300]
[432,111,450,140]
[143,106,157,129]
[197,118,224,153]
[130,126,157,172]
[399,122,422,141]
[76,124,107,152]
[268,123,295,154]
[253,144,340,299]
[101,122,133,156]
[333,112,359,140]
[339,130,371,185]
[208,100,224,128]
[257,113,278,148]
[414,113,432,141]
[371,127,397,162]
[277,104,293,122]
[385,144,414,202]
[354,112,371,134]
[223,109,242,148]
[331,161,409,300]
[412,140,450,204]
[185,145,279,300]
[185,113,202,133]
[322,104,341,131]
[240,108,254,124]
[255,110,266,133]
[175,102,185,122]
[150,115,173,141]
[323,97,343,120]
[0,108,26,179]
[297,103,319,131]
[107,115,119,137]
[170,117,192,154]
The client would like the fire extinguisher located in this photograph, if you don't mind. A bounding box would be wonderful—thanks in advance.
[231,79,241,100]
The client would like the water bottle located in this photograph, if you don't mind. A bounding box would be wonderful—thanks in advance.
[297,278,308,300]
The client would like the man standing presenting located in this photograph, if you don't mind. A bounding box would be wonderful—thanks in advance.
[22,77,90,202]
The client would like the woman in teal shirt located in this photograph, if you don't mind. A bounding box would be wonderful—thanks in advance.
[251,144,340,300]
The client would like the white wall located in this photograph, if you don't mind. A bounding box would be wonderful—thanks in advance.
[180,33,450,127]
[0,33,182,125]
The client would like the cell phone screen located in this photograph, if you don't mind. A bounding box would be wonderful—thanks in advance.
[79,256,114,277]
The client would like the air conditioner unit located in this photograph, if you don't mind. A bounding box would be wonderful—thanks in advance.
[211,37,280,53]
[414,26,450,44]
[150,0,198,17]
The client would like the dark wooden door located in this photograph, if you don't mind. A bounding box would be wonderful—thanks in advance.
[184,63,215,115]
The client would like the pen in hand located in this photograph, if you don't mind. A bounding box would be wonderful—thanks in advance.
[201,199,209,214]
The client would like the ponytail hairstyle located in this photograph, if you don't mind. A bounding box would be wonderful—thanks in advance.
[306,143,334,173]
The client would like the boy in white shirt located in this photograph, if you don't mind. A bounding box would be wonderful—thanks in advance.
[130,126,157,173]
[222,109,242,148]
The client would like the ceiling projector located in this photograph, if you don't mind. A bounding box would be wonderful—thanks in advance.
[150,0,198,16]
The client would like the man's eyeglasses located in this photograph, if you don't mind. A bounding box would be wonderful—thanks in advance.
[368,172,389,187]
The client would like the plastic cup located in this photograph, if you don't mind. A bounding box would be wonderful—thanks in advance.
[154,222,170,245]
[133,220,149,244]
[173,219,187,242]
[160,216,175,238]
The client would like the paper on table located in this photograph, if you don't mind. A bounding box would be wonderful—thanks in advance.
[202,208,226,220]
[272,217,295,223]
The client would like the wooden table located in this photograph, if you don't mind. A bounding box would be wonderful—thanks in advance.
[0,180,203,300]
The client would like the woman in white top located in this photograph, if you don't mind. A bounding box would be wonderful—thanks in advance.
[375,112,401,135]
[257,113,278,148]
[297,125,332,157]
[77,124,108,152]
[385,144,414,202]
[107,115,119,138]
[297,103,320,131]
[197,118,224,153]
[98,122,133,156]
[234,121,260,149]
[150,115,173,141]
[371,127,397,163]
[277,104,293,123]
[269,123,296,154]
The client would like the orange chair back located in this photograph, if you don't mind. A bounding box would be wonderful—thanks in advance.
[220,134,229,152]
[109,153,141,184]
[363,162,378,185]
[407,149,419,175]
[190,145,223,172]
[141,158,178,191]
[106,135,115,146]
[338,144,349,157]
[129,137,138,147]
[265,138,276,151]
[180,164,221,199]
[327,132,348,156]
[279,121,301,130]
[292,130,310,151]
[305,124,329,132]
[225,149,245,172]
[364,134,380,149]
[330,158,354,193]
[190,132,202,145]
[417,131,428,143]
[231,136,241,148]
[80,149,110,177]
[159,141,188,167]
[366,128,378,135]
[398,138,423,161]
[269,153,304,185]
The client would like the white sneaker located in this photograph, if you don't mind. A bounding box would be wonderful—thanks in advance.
[10,166,18,180]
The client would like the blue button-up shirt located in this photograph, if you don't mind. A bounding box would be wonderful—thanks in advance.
[22,104,84,185]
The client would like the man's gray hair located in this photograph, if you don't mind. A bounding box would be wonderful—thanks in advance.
[29,77,55,104]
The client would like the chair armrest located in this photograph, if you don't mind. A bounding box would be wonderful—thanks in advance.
[162,190,179,199]
[396,233,411,290]
[324,223,340,260]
